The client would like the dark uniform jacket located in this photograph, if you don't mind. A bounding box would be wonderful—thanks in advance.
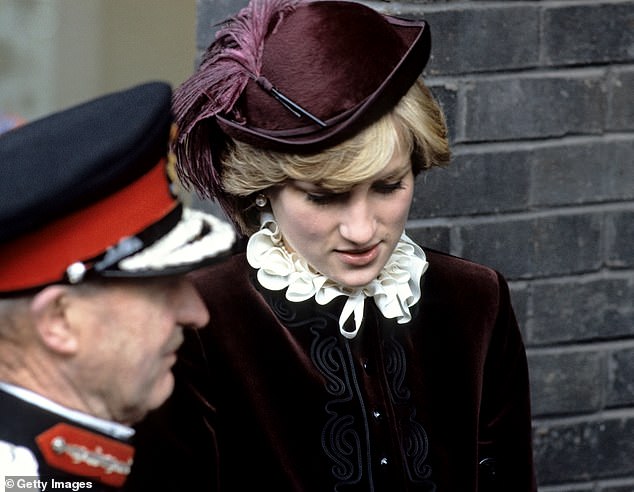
[0,387,134,491]
[129,249,537,491]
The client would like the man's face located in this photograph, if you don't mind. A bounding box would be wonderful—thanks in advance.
[65,276,208,425]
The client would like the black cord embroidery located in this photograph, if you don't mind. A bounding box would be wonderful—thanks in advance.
[384,335,435,489]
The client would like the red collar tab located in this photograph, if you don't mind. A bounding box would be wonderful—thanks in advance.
[36,423,135,487]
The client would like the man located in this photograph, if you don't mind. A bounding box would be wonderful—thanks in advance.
[0,82,235,491]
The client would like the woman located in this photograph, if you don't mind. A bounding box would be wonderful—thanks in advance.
[129,0,537,490]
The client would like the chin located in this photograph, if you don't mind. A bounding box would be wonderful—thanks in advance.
[148,374,175,412]
[335,269,382,289]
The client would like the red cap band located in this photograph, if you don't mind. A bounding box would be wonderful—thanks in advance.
[0,160,177,293]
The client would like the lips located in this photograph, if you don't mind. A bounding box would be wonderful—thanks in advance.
[335,243,380,266]
[163,328,184,356]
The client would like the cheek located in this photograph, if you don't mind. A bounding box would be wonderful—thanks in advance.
[390,181,415,223]
[284,207,335,244]
[118,305,172,361]
[397,191,414,222]
[271,193,332,243]
[375,193,413,232]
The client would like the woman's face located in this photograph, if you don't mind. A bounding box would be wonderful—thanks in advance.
[268,144,414,288]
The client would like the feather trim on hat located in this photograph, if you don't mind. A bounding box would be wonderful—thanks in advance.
[172,0,300,204]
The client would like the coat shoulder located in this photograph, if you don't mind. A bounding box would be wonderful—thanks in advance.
[424,248,504,288]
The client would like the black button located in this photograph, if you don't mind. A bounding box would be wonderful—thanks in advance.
[372,410,382,421]
[379,457,389,466]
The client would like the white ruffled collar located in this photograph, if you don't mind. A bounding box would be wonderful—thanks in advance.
[246,216,428,339]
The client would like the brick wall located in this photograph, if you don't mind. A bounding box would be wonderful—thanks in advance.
[195,0,634,489]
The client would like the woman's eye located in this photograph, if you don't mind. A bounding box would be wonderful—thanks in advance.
[306,192,341,205]
[374,181,404,194]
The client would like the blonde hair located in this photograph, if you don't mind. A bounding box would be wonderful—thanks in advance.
[220,80,450,235]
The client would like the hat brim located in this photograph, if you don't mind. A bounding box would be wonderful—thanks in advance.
[93,205,236,279]
[216,16,431,152]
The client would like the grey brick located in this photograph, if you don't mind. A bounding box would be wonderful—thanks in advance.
[608,347,634,408]
[405,224,451,253]
[528,350,603,416]
[462,75,605,142]
[607,140,634,201]
[539,483,596,492]
[409,150,530,219]
[530,139,634,207]
[456,214,602,279]
[600,482,634,492]
[607,69,634,131]
[539,486,594,492]
[533,416,634,483]
[606,210,634,269]
[410,139,633,221]
[424,7,539,75]
[543,3,634,66]
[529,276,634,345]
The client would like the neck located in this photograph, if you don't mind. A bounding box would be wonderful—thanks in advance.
[247,224,428,339]
[0,346,114,424]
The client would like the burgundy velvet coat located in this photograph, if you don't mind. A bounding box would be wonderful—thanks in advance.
[128,249,537,491]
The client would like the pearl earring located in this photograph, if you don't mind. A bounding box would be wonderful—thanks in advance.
[255,194,268,208]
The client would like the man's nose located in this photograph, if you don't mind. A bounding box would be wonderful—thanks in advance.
[174,278,210,329]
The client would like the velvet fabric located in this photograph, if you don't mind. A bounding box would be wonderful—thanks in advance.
[216,1,431,150]
[128,249,537,491]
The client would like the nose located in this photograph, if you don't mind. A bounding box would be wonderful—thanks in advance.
[338,196,377,245]
[173,277,210,329]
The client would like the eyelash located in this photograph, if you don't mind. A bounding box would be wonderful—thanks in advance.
[375,181,405,194]
[305,181,404,205]
[305,193,340,206]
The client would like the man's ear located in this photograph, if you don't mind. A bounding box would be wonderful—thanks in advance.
[30,285,79,355]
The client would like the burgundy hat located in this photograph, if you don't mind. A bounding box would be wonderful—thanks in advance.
[173,0,431,200]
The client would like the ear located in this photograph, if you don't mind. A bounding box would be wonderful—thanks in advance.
[30,286,79,355]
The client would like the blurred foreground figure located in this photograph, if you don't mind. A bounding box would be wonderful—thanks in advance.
[0,82,235,491]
